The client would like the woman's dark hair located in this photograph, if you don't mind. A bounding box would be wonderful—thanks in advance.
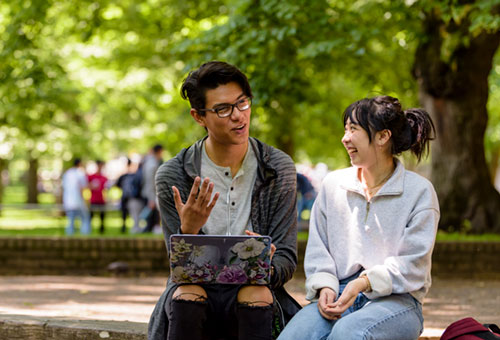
[180,61,252,114]
[342,95,436,162]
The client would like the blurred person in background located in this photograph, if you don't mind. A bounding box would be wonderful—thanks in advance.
[62,158,90,235]
[116,158,134,233]
[296,172,317,224]
[88,160,108,234]
[140,144,163,233]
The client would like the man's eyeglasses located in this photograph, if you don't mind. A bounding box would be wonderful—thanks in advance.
[198,97,252,118]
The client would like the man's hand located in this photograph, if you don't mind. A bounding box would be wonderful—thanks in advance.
[326,277,367,316]
[245,230,276,259]
[172,177,219,234]
[317,287,338,320]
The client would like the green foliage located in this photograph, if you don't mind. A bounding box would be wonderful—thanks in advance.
[0,0,498,174]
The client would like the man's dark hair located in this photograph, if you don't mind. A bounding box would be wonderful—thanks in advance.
[73,158,81,167]
[152,144,163,153]
[180,61,252,114]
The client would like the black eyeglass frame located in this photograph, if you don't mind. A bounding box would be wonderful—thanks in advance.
[197,97,252,118]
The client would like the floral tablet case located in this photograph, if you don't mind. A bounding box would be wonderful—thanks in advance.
[169,234,272,285]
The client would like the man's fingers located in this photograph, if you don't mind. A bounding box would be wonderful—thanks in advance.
[270,244,276,258]
[199,177,210,198]
[206,192,219,211]
[199,181,214,207]
[186,177,201,204]
[172,186,183,212]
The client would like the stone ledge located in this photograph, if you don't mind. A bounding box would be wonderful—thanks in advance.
[0,314,147,340]
[0,314,440,340]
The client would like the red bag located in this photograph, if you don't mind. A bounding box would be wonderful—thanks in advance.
[441,317,500,340]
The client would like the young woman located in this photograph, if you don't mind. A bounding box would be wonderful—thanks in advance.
[278,96,440,340]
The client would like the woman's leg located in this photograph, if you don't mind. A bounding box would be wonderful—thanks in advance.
[328,293,423,340]
[237,286,274,340]
[277,302,336,340]
[166,285,208,340]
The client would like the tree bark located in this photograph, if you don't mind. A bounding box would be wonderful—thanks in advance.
[413,11,500,233]
[27,155,39,204]
[0,158,6,216]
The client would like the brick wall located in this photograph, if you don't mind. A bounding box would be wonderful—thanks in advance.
[0,237,169,276]
[0,237,499,278]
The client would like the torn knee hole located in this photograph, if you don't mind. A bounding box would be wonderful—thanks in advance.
[238,300,272,308]
[173,293,207,302]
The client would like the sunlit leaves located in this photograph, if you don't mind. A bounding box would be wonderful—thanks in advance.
[0,0,498,172]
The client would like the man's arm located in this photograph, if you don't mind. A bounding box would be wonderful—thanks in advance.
[267,183,298,290]
[258,148,298,290]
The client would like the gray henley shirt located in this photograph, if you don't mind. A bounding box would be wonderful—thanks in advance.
[200,141,258,235]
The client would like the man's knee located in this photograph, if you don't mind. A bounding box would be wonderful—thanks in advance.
[237,285,273,306]
[172,285,207,301]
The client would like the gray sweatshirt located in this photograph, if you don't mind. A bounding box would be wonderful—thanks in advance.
[305,159,439,303]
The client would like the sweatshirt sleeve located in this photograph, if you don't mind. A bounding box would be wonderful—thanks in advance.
[304,182,339,301]
[361,187,440,300]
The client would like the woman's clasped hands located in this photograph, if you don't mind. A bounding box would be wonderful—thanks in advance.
[318,277,369,320]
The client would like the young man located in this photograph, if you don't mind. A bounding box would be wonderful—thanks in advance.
[148,61,300,340]
[62,158,90,235]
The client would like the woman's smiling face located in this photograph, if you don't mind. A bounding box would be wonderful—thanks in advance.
[342,117,377,168]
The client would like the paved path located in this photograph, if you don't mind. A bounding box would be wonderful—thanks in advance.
[0,275,499,338]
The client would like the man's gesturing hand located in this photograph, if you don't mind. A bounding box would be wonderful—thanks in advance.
[172,176,219,234]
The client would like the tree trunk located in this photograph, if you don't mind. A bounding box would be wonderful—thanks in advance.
[27,155,39,204]
[413,12,500,233]
[489,148,500,185]
[0,158,6,216]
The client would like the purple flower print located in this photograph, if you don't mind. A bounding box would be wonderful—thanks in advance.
[216,264,248,283]
[248,259,270,284]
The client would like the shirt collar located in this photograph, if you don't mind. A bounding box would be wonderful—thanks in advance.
[340,158,404,197]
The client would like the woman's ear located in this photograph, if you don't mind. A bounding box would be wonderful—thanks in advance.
[190,109,206,128]
[377,129,392,146]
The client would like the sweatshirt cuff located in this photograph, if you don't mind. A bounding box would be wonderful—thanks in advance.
[360,265,392,299]
[305,272,339,301]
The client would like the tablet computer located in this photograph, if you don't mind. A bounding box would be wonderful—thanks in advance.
[169,234,272,285]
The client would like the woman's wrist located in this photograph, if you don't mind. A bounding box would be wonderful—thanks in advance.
[359,275,372,292]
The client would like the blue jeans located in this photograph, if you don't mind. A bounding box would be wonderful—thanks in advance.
[65,208,91,235]
[278,272,423,340]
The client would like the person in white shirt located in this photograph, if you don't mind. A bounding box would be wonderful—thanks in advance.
[62,158,90,235]
[279,96,440,340]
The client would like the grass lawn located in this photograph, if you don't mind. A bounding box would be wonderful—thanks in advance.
[2,185,500,241]
[0,185,162,238]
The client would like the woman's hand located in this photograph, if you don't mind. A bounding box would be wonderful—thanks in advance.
[172,177,219,234]
[326,277,368,316]
[317,287,339,320]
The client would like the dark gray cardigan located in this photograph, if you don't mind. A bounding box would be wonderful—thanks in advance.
[148,137,300,340]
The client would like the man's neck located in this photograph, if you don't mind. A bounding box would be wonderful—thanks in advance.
[205,138,249,177]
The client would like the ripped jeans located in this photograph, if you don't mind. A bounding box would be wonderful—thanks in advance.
[165,284,274,340]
